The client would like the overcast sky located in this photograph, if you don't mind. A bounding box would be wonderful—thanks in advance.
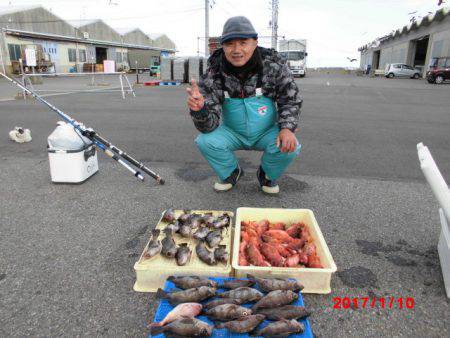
[0,0,447,67]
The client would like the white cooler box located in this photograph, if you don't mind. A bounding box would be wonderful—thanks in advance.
[48,144,98,183]
[47,121,99,183]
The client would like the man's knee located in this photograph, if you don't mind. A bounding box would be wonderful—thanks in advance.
[195,132,223,152]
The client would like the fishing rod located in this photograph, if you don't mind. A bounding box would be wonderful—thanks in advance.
[0,72,165,185]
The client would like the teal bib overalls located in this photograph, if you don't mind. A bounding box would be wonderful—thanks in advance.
[195,74,301,181]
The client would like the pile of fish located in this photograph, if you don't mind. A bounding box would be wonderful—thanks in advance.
[142,209,231,266]
[239,219,324,268]
[150,275,310,337]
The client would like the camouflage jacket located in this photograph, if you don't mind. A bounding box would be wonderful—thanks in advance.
[190,46,302,133]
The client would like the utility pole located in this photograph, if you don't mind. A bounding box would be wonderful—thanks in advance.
[271,0,279,50]
[205,0,210,58]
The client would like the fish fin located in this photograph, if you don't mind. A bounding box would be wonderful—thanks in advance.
[247,274,256,281]
[147,322,162,328]
[155,288,167,299]
[149,325,165,335]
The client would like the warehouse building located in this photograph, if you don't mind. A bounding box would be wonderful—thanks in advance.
[0,6,176,75]
[359,7,450,76]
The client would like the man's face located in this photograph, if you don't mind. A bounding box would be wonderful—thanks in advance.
[222,38,258,67]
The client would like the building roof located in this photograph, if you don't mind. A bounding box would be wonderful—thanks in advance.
[359,7,450,52]
[0,5,41,16]
[4,27,176,52]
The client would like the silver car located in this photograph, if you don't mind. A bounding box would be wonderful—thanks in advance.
[385,63,421,79]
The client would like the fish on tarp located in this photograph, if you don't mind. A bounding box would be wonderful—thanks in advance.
[206,229,222,248]
[251,290,298,311]
[219,278,255,290]
[162,208,176,223]
[176,243,192,266]
[196,242,216,265]
[215,314,265,333]
[148,302,202,328]
[204,303,252,321]
[167,276,217,289]
[150,317,213,337]
[161,228,178,258]
[256,305,311,321]
[143,229,162,259]
[217,287,263,303]
[253,318,304,337]
[156,286,216,305]
[203,298,243,310]
[188,214,203,229]
[247,274,304,292]
[177,211,192,223]
[214,245,229,263]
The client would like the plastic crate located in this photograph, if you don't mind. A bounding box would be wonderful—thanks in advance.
[134,210,234,292]
[150,277,313,338]
[232,208,337,294]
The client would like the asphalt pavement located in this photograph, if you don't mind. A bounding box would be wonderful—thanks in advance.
[0,73,449,337]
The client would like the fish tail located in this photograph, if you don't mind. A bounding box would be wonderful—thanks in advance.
[147,322,162,328]
[149,325,165,335]
[155,288,168,299]
[152,229,160,238]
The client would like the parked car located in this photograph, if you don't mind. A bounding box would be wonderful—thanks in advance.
[426,57,450,84]
[384,63,422,79]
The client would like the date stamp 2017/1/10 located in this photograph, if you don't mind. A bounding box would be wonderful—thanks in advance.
[333,297,415,310]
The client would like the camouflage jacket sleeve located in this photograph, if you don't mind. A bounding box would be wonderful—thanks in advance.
[274,63,302,132]
[189,72,223,133]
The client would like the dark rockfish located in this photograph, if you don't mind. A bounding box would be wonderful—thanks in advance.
[176,243,192,266]
[150,317,213,337]
[177,211,192,223]
[218,287,263,303]
[252,290,298,311]
[202,213,216,226]
[206,229,222,248]
[162,208,176,223]
[219,279,255,290]
[188,214,202,229]
[256,305,311,321]
[215,314,265,333]
[167,276,217,289]
[204,303,252,321]
[143,229,162,259]
[254,318,304,337]
[203,298,243,310]
[214,245,229,263]
[165,220,180,233]
[179,224,192,238]
[212,214,231,229]
[193,226,210,241]
[248,274,304,292]
[161,228,177,258]
[156,286,216,305]
[196,242,216,265]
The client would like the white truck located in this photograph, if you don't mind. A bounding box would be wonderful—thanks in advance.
[279,39,308,77]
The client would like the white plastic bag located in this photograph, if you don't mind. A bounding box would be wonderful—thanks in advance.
[47,121,91,151]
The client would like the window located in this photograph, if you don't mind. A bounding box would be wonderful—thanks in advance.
[402,65,413,70]
[393,64,401,69]
[437,58,446,68]
[68,48,77,62]
[279,51,305,61]
[8,44,21,61]
[78,50,86,62]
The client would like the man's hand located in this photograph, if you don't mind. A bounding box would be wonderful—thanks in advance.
[186,79,205,111]
[276,128,298,153]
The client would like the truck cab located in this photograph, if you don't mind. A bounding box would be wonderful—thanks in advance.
[279,50,308,77]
